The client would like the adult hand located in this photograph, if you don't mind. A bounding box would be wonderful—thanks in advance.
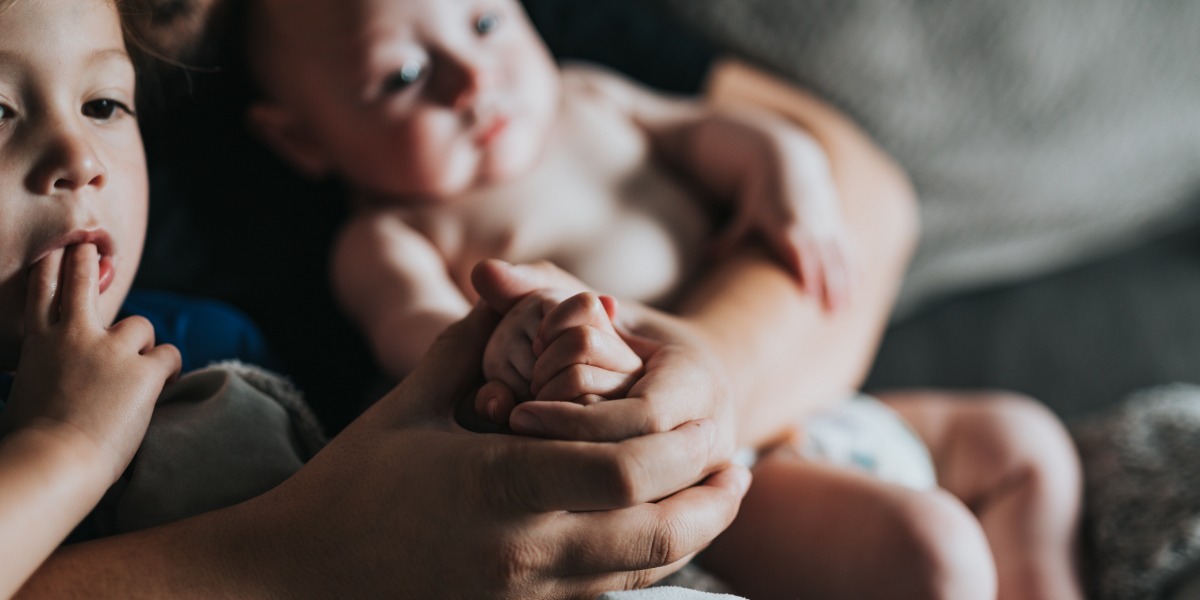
[471,260,739,461]
[250,302,750,598]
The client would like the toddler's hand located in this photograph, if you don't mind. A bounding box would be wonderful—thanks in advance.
[477,291,643,428]
[714,133,856,311]
[1,245,182,483]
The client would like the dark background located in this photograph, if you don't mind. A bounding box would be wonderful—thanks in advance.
[135,0,1200,433]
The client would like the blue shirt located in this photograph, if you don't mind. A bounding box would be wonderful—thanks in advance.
[0,290,278,407]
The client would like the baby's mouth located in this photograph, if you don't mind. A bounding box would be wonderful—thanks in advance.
[475,115,511,147]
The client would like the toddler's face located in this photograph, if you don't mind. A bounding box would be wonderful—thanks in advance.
[251,0,560,199]
[0,0,148,369]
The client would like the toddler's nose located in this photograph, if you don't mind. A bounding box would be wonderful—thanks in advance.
[33,124,108,196]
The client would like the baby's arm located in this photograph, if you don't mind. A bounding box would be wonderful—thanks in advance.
[476,291,643,429]
[566,65,852,310]
[0,245,180,597]
[331,213,472,380]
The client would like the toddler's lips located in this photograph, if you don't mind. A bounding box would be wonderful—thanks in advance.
[98,256,115,295]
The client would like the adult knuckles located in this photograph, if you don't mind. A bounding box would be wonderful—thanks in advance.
[597,449,652,506]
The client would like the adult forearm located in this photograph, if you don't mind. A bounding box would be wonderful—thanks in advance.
[16,498,281,599]
[679,64,919,448]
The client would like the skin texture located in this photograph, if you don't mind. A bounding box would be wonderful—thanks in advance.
[0,0,181,595]
[18,303,751,599]
[246,0,854,382]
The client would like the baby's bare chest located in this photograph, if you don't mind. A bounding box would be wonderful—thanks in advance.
[414,101,711,305]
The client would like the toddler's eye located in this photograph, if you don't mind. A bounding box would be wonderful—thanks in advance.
[0,105,10,120]
[475,11,500,35]
[82,99,133,120]
[383,60,424,94]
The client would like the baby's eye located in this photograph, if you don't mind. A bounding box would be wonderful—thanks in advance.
[0,104,13,120]
[382,60,424,94]
[82,98,134,121]
[475,11,500,36]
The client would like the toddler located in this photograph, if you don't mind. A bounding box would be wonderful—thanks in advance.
[242,0,1084,597]
[0,0,181,593]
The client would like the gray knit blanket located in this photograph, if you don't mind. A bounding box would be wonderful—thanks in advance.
[657,0,1200,317]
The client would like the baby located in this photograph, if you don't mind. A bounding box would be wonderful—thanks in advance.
[243,0,853,381]
[242,0,1084,597]
[0,0,181,593]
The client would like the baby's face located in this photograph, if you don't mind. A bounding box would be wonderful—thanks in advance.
[0,0,148,370]
[251,0,560,200]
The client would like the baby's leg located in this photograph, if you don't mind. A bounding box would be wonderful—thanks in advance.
[880,390,1085,600]
[698,455,996,600]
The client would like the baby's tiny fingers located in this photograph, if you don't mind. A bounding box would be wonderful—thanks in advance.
[531,326,642,394]
[793,233,824,302]
[534,364,639,403]
[535,292,618,355]
[475,380,518,425]
[24,247,66,333]
[822,241,855,311]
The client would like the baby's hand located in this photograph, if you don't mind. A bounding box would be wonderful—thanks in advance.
[477,292,643,428]
[715,133,856,311]
[1,245,181,483]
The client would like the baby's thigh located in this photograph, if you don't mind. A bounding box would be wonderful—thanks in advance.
[878,390,1081,506]
[700,457,995,600]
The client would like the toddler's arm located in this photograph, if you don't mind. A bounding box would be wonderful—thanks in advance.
[566,65,854,310]
[0,245,180,597]
[476,291,644,428]
[331,213,472,380]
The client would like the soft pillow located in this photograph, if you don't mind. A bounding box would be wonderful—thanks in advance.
[657,0,1200,315]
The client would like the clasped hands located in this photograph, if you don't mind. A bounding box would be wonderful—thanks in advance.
[256,259,748,599]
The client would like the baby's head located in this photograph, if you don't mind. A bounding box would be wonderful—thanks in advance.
[0,0,151,369]
[245,0,560,201]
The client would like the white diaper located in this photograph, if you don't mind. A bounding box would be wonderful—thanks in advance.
[739,395,937,491]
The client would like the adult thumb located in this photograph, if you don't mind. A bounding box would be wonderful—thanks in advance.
[379,302,498,419]
[471,259,591,314]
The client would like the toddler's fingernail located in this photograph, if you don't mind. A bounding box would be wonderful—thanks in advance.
[485,396,501,422]
[510,410,545,436]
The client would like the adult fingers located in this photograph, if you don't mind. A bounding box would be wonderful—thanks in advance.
[379,302,498,420]
[513,347,719,442]
[494,419,721,512]
[531,326,642,395]
[24,248,65,334]
[59,244,100,326]
[470,259,589,314]
[556,464,752,576]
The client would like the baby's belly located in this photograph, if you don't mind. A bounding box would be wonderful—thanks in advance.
[551,171,711,306]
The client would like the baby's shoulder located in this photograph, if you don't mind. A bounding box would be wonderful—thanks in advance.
[559,62,651,114]
[334,210,432,266]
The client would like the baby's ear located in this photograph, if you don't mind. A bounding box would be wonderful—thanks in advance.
[247,102,331,178]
